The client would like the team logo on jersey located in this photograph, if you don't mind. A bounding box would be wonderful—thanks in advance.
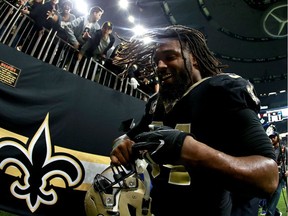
[152,139,165,154]
[0,114,84,212]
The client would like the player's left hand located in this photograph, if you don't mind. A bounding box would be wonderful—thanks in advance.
[132,126,189,164]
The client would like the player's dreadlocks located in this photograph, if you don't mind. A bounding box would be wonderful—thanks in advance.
[113,25,228,79]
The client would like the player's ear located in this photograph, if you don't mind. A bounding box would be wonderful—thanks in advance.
[191,55,198,68]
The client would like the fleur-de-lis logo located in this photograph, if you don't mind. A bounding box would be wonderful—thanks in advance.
[0,113,84,212]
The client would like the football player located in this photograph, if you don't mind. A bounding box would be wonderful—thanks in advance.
[110,25,279,216]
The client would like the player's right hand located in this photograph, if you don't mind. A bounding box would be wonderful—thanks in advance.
[110,136,135,166]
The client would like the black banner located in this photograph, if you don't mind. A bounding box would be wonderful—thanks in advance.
[0,44,146,215]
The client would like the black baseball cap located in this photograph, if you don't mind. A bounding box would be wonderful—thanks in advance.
[102,21,113,30]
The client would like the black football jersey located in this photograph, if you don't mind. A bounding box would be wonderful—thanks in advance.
[127,73,275,216]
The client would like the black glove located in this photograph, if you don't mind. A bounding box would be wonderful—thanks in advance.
[132,126,189,164]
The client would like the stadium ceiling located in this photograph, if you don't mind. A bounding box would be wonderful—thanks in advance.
[80,0,287,99]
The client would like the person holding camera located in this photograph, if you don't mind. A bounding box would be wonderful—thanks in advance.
[64,6,103,49]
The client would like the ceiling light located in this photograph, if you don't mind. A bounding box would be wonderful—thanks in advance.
[119,0,129,10]
[128,15,135,23]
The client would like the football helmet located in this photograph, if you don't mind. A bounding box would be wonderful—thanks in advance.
[84,161,152,216]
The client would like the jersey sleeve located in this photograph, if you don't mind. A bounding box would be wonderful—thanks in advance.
[204,74,274,159]
[209,73,261,113]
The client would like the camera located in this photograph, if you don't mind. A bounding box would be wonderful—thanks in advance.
[83,23,92,34]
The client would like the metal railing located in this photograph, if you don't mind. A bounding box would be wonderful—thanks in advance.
[0,0,151,101]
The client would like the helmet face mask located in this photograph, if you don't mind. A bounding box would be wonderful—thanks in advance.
[94,175,120,208]
[85,163,152,216]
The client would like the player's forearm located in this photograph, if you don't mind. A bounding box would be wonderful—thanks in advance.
[181,136,279,196]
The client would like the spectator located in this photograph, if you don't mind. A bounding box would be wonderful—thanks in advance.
[43,0,76,67]
[141,75,160,95]
[125,65,160,101]
[109,25,279,216]
[14,0,28,7]
[59,0,76,26]
[25,0,71,42]
[27,0,62,32]
[130,65,160,95]
[102,43,131,88]
[78,21,115,63]
[7,0,44,50]
[0,0,25,46]
[20,0,44,17]
[103,43,126,75]
[104,45,150,91]
[127,64,140,89]
[64,6,104,50]
[264,125,287,216]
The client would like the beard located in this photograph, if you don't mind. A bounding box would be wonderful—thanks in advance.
[159,70,190,103]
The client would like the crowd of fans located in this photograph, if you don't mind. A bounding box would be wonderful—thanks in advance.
[3,0,159,97]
